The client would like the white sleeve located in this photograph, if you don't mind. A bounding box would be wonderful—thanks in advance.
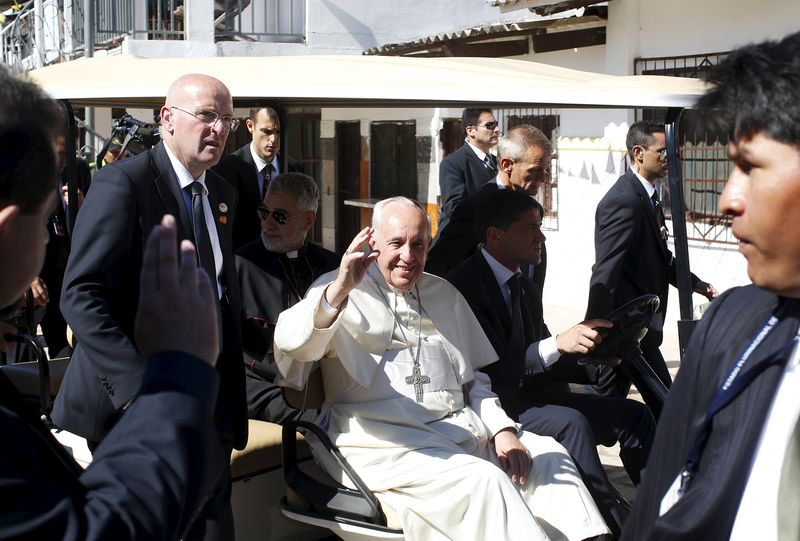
[523,336,561,375]
[467,370,520,438]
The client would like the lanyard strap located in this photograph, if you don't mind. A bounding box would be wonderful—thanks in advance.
[680,313,800,494]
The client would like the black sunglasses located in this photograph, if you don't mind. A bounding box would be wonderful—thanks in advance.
[477,121,499,130]
[256,205,289,225]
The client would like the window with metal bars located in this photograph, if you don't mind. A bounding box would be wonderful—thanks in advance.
[635,52,736,245]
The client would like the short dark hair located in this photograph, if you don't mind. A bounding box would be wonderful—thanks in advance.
[696,31,800,148]
[475,189,544,243]
[266,172,320,213]
[626,120,664,159]
[462,108,493,132]
[0,66,61,213]
[249,106,280,127]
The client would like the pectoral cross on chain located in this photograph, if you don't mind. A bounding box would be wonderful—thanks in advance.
[405,364,430,403]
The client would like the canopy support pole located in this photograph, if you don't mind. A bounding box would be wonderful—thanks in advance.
[665,107,696,359]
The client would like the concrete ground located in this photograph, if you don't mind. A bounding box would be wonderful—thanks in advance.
[543,302,680,505]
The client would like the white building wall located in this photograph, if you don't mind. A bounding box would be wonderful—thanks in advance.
[518,0,800,325]
[637,0,800,58]
[126,0,544,57]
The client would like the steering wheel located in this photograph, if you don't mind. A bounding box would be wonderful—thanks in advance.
[590,294,660,360]
[564,294,669,416]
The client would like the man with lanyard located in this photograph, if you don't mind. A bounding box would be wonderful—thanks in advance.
[274,196,611,541]
[622,31,800,540]
[236,172,338,423]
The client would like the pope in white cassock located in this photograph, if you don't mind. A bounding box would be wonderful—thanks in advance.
[274,196,610,541]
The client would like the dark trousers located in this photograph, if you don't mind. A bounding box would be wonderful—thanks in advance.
[245,370,317,425]
[39,269,70,358]
[544,392,655,485]
[517,395,654,537]
[88,427,234,541]
[184,444,234,541]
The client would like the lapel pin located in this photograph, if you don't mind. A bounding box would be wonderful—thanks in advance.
[219,215,228,225]
[219,202,228,213]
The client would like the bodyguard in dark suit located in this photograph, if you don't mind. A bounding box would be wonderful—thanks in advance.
[54,74,247,540]
[428,124,550,292]
[0,67,226,541]
[437,107,499,231]
[448,189,655,537]
[236,172,338,423]
[585,120,716,411]
[214,106,303,250]
[624,32,800,540]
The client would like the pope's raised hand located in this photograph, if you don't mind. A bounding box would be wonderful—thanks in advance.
[324,227,380,309]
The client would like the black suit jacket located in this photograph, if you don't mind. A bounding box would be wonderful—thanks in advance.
[213,144,303,250]
[622,286,800,540]
[41,158,92,285]
[447,252,590,419]
[586,169,698,328]
[438,142,494,230]
[1,353,224,540]
[54,141,248,449]
[428,182,547,293]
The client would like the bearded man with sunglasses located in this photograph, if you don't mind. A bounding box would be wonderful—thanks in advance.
[54,74,247,541]
[235,172,338,423]
[438,107,500,231]
[583,120,717,418]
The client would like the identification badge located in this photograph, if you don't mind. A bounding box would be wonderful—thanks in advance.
[659,471,687,516]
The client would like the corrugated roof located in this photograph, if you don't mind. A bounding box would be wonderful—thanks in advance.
[364,19,553,56]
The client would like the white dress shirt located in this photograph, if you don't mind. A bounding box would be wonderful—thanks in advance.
[730,336,800,540]
[163,142,224,298]
[480,248,560,374]
[250,143,280,197]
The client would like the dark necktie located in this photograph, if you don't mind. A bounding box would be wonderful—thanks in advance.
[484,154,498,177]
[259,163,272,199]
[652,191,668,242]
[778,414,800,541]
[188,181,217,286]
[508,273,525,353]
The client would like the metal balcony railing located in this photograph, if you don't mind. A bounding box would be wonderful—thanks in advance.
[70,0,185,48]
[214,0,305,43]
[1,1,37,69]
[1,0,306,68]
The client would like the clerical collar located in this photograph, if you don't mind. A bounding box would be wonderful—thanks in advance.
[285,249,299,259]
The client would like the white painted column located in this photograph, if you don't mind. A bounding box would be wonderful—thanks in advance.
[33,0,44,68]
[42,0,61,64]
[186,0,215,42]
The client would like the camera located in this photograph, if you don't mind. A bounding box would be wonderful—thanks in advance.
[96,114,160,170]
